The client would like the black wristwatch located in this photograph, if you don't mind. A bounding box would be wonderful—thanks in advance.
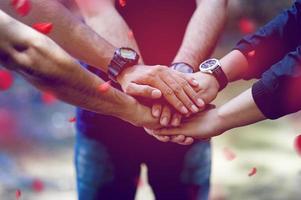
[199,58,228,91]
[108,47,139,82]
[170,62,194,73]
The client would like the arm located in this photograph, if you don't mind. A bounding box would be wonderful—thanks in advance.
[146,88,266,139]
[173,0,228,70]
[0,0,115,72]
[0,10,160,129]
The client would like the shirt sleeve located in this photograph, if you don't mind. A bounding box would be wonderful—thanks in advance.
[234,0,301,80]
[252,45,301,119]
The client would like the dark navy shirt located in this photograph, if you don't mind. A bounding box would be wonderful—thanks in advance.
[235,0,301,119]
[77,0,196,138]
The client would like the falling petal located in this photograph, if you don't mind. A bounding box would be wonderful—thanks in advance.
[119,0,126,7]
[41,92,57,105]
[32,22,53,35]
[294,134,301,156]
[68,117,76,123]
[11,0,31,17]
[239,18,256,34]
[248,167,257,177]
[31,178,44,192]
[15,189,21,200]
[0,70,14,91]
[128,30,134,39]
[248,50,256,57]
[222,147,236,161]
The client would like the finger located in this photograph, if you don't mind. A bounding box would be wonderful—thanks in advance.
[160,106,172,126]
[171,135,186,143]
[174,74,205,109]
[182,137,194,145]
[144,128,171,142]
[161,74,199,113]
[152,103,162,118]
[125,83,162,99]
[171,113,182,127]
[151,78,189,115]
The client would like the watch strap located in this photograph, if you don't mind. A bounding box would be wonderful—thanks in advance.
[212,66,228,91]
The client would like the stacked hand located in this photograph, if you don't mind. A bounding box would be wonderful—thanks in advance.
[117,64,220,145]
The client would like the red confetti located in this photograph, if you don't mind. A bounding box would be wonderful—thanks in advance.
[248,167,257,177]
[222,147,236,161]
[68,117,76,123]
[98,81,111,93]
[294,134,301,156]
[119,0,126,7]
[15,189,21,200]
[32,23,53,35]
[248,50,256,57]
[239,18,256,34]
[0,70,13,91]
[41,92,57,105]
[31,178,44,192]
[11,0,31,17]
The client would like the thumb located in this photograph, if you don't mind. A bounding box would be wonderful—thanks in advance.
[125,83,162,99]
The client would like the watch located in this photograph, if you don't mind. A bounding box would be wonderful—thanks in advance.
[170,62,194,73]
[108,47,139,82]
[199,58,228,91]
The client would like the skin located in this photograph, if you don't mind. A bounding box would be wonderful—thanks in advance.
[146,89,266,139]
[151,0,229,144]
[0,10,161,130]
[0,0,204,114]
[147,50,264,140]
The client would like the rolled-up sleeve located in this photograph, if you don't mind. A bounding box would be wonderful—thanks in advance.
[234,0,301,80]
[252,46,301,119]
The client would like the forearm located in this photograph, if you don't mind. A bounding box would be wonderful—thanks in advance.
[0,0,115,72]
[0,11,142,124]
[173,0,228,70]
[218,88,266,132]
[78,0,143,63]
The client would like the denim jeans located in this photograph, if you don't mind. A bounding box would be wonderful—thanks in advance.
[75,130,211,200]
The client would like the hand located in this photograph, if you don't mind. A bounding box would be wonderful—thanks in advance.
[145,105,227,140]
[117,64,205,115]
[189,71,220,105]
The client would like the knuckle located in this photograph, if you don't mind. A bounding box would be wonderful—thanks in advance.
[173,85,182,95]
[180,80,189,88]
[164,88,174,96]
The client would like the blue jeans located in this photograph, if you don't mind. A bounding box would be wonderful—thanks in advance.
[75,130,211,200]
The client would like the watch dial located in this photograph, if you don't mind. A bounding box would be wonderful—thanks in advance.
[202,59,217,69]
[120,48,136,60]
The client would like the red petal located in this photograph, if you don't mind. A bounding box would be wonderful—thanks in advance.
[98,81,111,93]
[119,0,126,7]
[12,0,31,17]
[41,92,57,105]
[0,70,14,91]
[31,178,44,192]
[294,134,301,156]
[32,23,53,35]
[239,18,256,34]
[248,167,257,177]
[15,189,21,199]
[248,50,256,57]
[68,117,76,123]
[222,147,236,161]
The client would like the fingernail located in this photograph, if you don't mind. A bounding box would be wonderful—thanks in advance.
[192,79,199,86]
[152,89,162,98]
[191,105,199,113]
[153,109,160,117]
[197,98,204,107]
[171,118,179,126]
[180,106,189,114]
[161,117,168,126]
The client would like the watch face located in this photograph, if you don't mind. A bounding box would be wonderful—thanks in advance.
[120,48,137,60]
[200,58,219,72]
